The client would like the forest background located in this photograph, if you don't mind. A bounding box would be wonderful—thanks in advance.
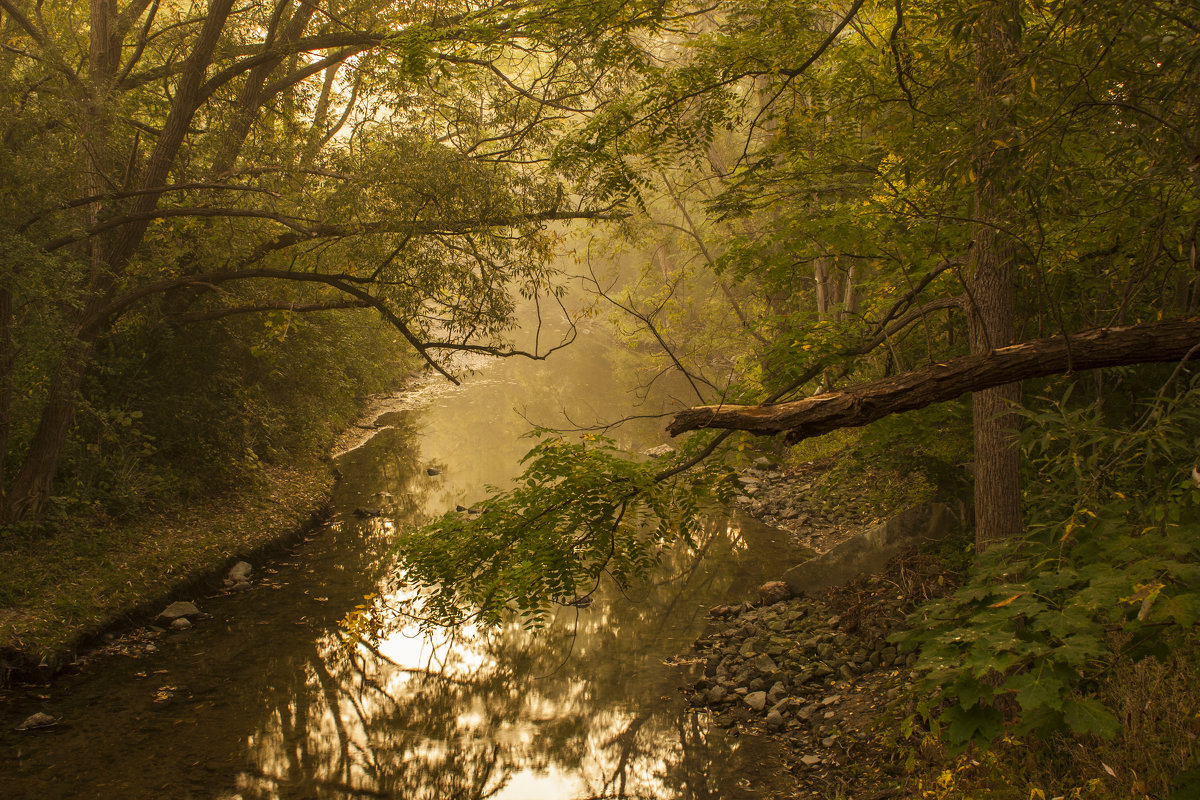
[2,0,1199,796]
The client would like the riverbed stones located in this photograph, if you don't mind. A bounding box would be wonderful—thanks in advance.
[170,617,192,631]
[157,601,200,622]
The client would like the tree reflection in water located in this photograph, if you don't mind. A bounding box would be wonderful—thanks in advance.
[231,514,794,800]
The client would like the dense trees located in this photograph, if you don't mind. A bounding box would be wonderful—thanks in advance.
[0,0,664,521]
[566,0,1200,548]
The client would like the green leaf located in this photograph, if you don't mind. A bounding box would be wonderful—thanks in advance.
[1061,697,1120,739]
[943,702,1004,749]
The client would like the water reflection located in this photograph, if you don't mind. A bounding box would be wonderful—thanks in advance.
[2,330,800,800]
[232,513,795,800]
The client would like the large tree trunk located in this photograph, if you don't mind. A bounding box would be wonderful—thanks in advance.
[967,1,1023,550]
[667,318,1200,439]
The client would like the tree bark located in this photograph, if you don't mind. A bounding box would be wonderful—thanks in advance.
[667,318,1200,439]
[967,1,1023,549]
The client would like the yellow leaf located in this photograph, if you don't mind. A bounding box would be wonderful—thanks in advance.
[989,593,1024,608]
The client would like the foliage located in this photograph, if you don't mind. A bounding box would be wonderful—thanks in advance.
[895,372,1200,750]
[391,430,736,630]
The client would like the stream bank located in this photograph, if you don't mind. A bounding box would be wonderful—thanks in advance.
[0,460,334,685]
[680,460,969,798]
[0,378,421,685]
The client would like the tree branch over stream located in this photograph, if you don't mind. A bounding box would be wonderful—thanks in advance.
[667,318,1200,441]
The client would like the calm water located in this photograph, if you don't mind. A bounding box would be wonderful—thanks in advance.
[1,332,805,799]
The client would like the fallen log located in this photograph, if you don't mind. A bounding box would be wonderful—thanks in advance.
[667,318,1200,442]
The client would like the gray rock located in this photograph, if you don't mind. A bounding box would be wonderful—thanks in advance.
[170,617,192,631]
[822,694,842,706]
[751,653,778,675]
[353,506,381,518]
[706,685,728,704]
[643,444,677,458]
[769,697,793,716]
[744,691,768,711]
[227,561,252,582]
[766,710,784,730]
[839,664,856,682]
[821,735,838,747]
[801,755,821,766]
[425,467,441,476]
[783,502,961,596]
[231,580,251,592]
[158,601,200,621]
[16,712,57,731]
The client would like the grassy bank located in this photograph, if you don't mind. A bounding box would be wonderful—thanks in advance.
[0,458,333,681]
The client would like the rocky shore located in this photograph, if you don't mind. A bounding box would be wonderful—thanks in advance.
[680,458,960,797]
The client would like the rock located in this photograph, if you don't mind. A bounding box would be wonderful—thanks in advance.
[158,601,200,621]
[642,444,677,458]
[752,457,774,469]
[227,561,252,582]
[144,644,157,653]
[822,735,838,747]
[801,755,821,767]
[231,580,251,592]
[767,681,786,703]
[16,712,57,731]
[706,686,728,704]
[353,506,381,518]
[821,694,842,706]
[744,691,768,711]
[171,617,192,631]
[751,653,778,676]
[782,502,961,596]
[757,581,792,604]
[839,664,856,682]
[765,710,784,730]
[426,467,441,476]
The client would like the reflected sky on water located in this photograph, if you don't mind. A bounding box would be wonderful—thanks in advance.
[2,329,804,800]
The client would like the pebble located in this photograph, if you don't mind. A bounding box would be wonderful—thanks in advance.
[170,617,192,631]
[744,691,767,711]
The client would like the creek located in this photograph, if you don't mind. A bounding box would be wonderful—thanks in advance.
[1,330,807,799]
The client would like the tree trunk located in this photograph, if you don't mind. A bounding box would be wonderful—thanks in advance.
[667,317,1200,439]
[967,1,1023,550]
[3,338,95,521]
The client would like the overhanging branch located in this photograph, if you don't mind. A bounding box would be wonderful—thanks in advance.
[667,318,1200,442]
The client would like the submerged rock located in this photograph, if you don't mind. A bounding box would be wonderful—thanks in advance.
[170,617,192,631]
[15,712,57,731]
